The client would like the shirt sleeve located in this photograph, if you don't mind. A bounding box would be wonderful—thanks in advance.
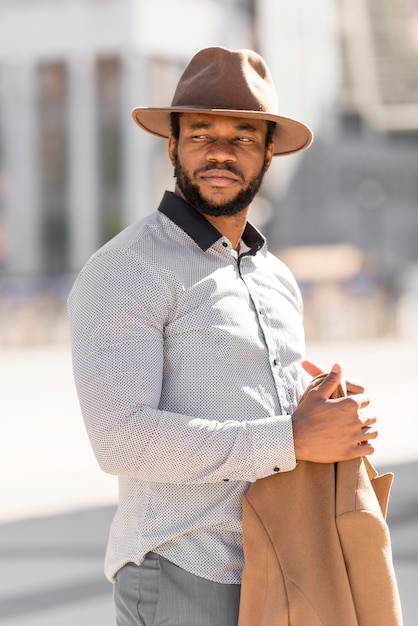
[68,249,297,485]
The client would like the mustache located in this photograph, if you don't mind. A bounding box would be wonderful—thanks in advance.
[194,163,244,179]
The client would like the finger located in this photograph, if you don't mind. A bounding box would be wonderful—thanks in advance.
[360,426,378,439]
[358,427,379,448]
[358,411,377,426]
[301,360,324,377]
[355,441,376,456]
[345,392,370,410]
[315,364,343,399]
[345,378,365,395]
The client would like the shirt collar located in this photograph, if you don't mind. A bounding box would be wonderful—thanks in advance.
[158,191,265,254]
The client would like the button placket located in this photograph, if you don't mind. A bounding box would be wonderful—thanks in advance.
[239,263,286,414]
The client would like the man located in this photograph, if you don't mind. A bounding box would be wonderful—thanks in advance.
[68,47,377,625]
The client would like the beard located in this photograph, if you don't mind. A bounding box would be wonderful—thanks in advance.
[173,155,267,218]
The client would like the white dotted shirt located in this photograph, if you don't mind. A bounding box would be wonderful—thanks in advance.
[68,191,306,584]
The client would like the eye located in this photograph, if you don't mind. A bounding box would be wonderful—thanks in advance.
[236,136,253,143]
[191,134,211,141]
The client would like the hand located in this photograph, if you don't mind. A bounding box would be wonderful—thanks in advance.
[293,363,378,463]
[302,359,364,396]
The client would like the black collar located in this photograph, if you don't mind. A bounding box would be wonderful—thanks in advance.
[158,191,265,253]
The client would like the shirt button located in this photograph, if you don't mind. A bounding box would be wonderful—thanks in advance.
[273,466,280,473]
[273,359,278,366]
[223,478,230,482]
[222,242,228,247]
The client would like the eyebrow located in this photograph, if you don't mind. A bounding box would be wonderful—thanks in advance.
[187,120,260,133]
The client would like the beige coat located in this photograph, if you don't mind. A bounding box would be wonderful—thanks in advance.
[238,379,403,625]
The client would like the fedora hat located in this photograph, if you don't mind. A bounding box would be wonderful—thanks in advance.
[132,47,313,157]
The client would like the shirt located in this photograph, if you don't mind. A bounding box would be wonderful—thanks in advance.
[67,190,306,584]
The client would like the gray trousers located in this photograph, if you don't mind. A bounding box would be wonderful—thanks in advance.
[114,552,241,626]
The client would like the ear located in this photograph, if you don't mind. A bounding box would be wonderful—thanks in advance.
[264,143,274,171]
[168,136,177,165]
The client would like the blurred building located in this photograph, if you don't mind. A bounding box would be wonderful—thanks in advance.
[262,0,418,338]
[0,0,258,284]
[266,0,418,285]
[0,0,417,342]
[0,0,340,287]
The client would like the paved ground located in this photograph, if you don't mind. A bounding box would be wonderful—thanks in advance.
[1,339,417,624]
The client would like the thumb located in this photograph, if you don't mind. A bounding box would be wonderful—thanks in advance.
[317,363,343,399]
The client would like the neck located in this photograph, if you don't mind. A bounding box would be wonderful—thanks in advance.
[173,184,249,251]
[202,211,248,251]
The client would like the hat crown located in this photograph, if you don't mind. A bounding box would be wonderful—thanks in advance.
[171,47,279,114]
[131,46,313,156]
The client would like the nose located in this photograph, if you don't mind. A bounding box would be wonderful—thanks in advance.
[206,138,236,163]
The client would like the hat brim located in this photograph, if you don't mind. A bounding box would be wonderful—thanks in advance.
[131,106,313,156]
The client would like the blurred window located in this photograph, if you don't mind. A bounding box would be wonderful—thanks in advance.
[37,61,68,274]
[96,56,122,243]
[0,78,7,269]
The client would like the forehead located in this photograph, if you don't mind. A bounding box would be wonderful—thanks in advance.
[179,112,268,134]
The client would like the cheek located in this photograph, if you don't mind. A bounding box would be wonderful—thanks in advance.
[176,150,207,178]
[245,158,267,181]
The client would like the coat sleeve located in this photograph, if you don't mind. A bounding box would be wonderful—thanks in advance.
[335,458,403,626]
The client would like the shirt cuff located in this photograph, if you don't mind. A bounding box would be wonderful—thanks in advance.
[248,414,297,480]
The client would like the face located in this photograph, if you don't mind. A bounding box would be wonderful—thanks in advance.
[168,113,274,217]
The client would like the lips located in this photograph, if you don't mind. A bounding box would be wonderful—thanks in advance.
[198,168,241,187]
